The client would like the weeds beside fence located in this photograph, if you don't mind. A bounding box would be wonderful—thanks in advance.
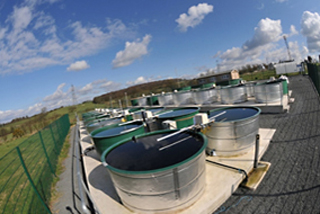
[0,114,70,214]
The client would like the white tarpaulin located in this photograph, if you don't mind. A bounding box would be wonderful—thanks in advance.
[274,62,301,74]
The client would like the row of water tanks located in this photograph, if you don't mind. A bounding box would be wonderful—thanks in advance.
[132,79,288,106]
[82,106,261,213]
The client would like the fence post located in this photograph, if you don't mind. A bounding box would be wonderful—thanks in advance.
[39,131,56,176]
[16,147,52,214]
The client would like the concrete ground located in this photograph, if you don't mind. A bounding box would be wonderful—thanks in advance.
[215,75,320,214]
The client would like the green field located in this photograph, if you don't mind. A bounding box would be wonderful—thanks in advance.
[0,115,70,213]
[0,101,106,156]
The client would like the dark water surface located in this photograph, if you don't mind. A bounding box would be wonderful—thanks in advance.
[209,107,259,122]
[105,132,204,171]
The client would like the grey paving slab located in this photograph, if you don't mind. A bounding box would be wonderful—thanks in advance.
[214,75,320,214]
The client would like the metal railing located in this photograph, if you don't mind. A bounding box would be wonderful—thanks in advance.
[0,114,70,214]
[75,116,101,214]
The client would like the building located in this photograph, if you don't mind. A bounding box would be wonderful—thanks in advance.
[196,70,240,85]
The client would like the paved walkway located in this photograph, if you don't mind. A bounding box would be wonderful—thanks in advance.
[52,126,91,214]
[215,75,320,213]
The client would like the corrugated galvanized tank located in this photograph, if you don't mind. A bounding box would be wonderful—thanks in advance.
[137,96,148,107]
[220,85,247,104]
[101,130,207,213]
[147,95,159,106]
[244,81,257,97]
[193,88,218,105]
[205,107,261,156]
[158,93,174,106]
[91,121,145,156]
[172,90,194,106]
[254,81,283,103]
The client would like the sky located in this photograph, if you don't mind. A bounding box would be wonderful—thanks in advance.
[0,0,320,124]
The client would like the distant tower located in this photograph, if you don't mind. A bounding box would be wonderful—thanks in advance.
[71,84,77,106]
[283,35,292,61]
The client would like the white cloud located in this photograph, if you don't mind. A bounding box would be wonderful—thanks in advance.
[176,3,213,32]
[275,0,288,2]
[67,60,90,71]
[216,17,286,71]
[8,6,33,31]
[112,34,151,68]
[0,102,44,124]
[264,41,306,62]
[243,18,282,50]
[43,83,67,102]
[0,3,134,75]
[126,75,163,86]
[289,25,298,36]
[301,11,320,53]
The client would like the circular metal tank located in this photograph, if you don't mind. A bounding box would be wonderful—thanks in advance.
[147,95,159,106]
[254,81,283,103]
[137,96,148,107]
[244,81,257,97]
[125,107,145,121]
[220,85,247,104]
[157,107,199,129]
[91,121,145,156]
[86,117,123,134]
[193,88,218,105]
[101,129,207,213]
[158,93,174,106]
[172,90,194,106]
[83,113,110,125]
[204,106,261,156]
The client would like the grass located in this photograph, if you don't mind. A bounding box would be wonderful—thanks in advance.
[0,101,105,154]
[240,70,305,82]
[0,135,29,158]
[0,115,71,213]
[240,70,277,81]
[49,128,71,211]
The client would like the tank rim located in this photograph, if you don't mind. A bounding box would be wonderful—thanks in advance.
[157,107,200,120]
[91,120,144,139]
[208,106,261,123]
[101,129,208,175]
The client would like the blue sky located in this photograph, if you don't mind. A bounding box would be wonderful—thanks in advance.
[0,0,320,123]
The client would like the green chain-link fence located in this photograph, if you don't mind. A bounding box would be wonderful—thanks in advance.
[0,114,70,214]
[307,63,320,95]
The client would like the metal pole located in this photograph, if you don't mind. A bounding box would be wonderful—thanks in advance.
[254,134,260,169]
[125,92,129,108]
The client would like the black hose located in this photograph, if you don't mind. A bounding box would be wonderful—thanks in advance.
[206,159,248,183]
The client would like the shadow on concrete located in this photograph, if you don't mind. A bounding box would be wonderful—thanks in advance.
[88,164,122,204]
[84,148,101,162]
[81,135,92,144]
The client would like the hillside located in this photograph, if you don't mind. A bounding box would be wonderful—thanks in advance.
[93,78,196,105]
